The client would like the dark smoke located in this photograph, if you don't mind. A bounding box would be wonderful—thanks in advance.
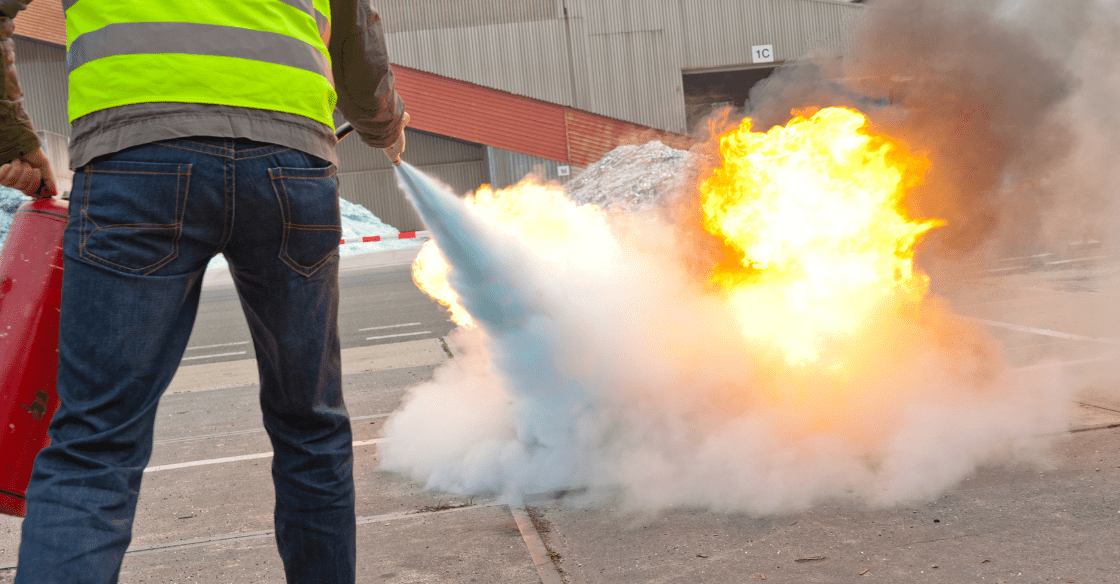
[712,0,1103,275]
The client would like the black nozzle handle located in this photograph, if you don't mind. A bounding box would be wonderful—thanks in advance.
[335,122,354,141]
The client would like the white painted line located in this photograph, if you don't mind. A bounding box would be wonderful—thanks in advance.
[996,253,1053,263]
[155,427,264,445]
[1011,355,1119,373]
[146,451,274,472]
[186,341,251,351]
[89,500,504,563]
[180,350,248,361]
[969,318,1117,343]
[359,322,422,332]
[1046,255,1109,266]
[366,331,431,341]
[145,438,386,473]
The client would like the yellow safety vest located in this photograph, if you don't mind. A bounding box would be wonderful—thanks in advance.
[64,0,336,127]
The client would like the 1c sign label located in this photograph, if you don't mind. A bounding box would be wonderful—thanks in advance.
[752,44,775,63]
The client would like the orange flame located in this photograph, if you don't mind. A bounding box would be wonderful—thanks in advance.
[412,107,941,368]
[701,107,940,364]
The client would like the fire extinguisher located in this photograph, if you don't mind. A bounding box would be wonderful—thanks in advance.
[0,196,67,517]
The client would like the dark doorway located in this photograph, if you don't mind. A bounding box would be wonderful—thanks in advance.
[682,65,778,133]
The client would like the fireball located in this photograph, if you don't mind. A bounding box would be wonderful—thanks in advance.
[413,107,940,367]
[701,107,940,364]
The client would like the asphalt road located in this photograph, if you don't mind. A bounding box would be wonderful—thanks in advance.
[183,262,456,366]
[2,256,1120,582]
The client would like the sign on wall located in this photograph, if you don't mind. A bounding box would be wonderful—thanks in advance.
[751,44,775,64]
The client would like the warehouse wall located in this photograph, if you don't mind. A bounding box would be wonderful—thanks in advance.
[486,146,573,190]
[12,38,69,137]
[380,0,864,134]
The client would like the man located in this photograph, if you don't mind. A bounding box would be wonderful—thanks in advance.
[4,1,409,583]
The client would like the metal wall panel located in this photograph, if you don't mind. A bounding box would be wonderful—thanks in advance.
[678,0,862,69]
[585,30,687,133]
[383,0,864,135]
[386,19,575,107]
[486,146,571,190]
[12,38,69,137]
[584,0,667,35]
[337,128,485,173]
[376,0,558,33]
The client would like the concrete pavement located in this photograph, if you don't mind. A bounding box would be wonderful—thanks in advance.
[1,251,1119,583]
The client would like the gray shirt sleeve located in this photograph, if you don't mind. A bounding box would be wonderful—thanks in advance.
[329,0,407,149]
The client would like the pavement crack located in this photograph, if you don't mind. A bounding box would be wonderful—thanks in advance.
[894,532,986,548]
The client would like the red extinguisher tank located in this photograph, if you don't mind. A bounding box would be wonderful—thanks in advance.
[0,198,67,517]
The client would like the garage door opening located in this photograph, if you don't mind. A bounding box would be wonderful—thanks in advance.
[682,65,778,133]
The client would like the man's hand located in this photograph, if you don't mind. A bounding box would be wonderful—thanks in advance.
[381,112,409,166]
[0,148,56,198]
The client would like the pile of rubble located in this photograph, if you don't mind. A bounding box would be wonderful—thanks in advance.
[564,141,697,212]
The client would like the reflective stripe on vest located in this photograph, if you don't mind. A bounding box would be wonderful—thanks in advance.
[64,0,335,127]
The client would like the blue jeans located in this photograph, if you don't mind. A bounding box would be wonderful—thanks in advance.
[16,139,355,584]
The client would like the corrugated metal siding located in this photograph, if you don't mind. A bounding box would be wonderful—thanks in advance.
[377,0,558,32]
[393,65,570,162]
[11,0,65,46]
[584,30,685,132]
[387,19,575,107]
[584,0,668,35]
[11,38,69,137]
[384,0,863,133]
[486,146,571,190]
[393,63,691,169]
[337,128,484,172]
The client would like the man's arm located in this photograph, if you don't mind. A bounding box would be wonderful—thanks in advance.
[0,0,56,197]
[329,0,408,161]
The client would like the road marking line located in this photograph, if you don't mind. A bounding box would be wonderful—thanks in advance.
[180,350,248,361]
[359,322,422,332]
[185,341,251,351]
[1011,355,1118,372]
[968,318,1117,343]
[144,438,386,473]
[153,414,390,445]
[29,500,503,564]
[366,331,431,341]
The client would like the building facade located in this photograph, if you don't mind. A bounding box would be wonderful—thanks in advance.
[11,0,861,231]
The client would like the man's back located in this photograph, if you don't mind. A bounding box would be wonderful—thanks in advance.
[12,2,408,582]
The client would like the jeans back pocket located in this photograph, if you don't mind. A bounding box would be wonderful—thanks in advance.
[78,160,191,275]
[269,165,341,277]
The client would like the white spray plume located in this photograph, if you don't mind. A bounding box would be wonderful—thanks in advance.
[382,163,1071,513]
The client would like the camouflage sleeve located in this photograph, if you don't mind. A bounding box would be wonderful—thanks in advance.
[0,0,40,164]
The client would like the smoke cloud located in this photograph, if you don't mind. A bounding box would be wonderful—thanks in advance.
[381,164,1070,513]
[735,0,1120,270]
[377,0,1115,513]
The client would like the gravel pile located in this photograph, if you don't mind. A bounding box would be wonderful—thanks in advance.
[564,141,697,211]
